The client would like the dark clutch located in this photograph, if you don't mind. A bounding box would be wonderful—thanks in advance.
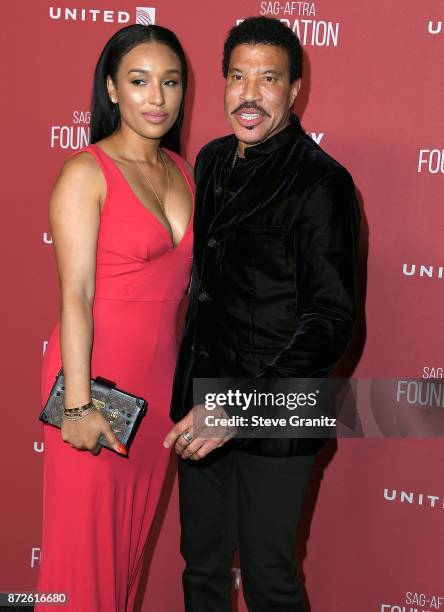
[39,368,148,454]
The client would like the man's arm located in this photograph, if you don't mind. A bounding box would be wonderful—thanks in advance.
[257,168,360,378]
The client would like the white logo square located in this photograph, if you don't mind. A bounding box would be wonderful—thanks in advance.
[136,7,156,25]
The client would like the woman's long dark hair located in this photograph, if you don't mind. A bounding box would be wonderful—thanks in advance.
[91,24,187,153]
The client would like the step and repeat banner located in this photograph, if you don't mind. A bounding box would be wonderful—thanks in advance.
[2,0,443,610]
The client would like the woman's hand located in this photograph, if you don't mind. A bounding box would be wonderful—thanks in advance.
[61,410,127,455]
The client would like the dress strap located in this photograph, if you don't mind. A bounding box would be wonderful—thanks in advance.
[163,148,195,194]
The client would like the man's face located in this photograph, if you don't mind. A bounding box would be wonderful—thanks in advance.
[224,43,301,153]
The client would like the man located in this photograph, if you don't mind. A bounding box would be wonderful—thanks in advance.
[164,16,360,612]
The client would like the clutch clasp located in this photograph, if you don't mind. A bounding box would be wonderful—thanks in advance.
[91,397,106,411]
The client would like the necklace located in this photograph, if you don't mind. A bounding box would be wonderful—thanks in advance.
[231,146,239,170]
[135,149,170,214]
[233,123,288,166]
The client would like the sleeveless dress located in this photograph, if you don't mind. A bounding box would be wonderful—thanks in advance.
[35,144,194,611]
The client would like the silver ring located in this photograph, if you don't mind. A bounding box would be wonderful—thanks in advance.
[182,430,193,444]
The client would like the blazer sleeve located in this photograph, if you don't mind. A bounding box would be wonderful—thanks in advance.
[256,168,361,378]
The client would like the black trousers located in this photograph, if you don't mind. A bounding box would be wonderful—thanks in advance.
[177,445,317,612]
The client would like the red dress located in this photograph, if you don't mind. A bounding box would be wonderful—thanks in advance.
[35,144,194,611]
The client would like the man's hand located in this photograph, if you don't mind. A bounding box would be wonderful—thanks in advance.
[163,404,236,460]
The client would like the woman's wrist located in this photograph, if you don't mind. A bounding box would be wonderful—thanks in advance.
[63,401,95,420]
[62,374,91,409]
[63,395,92,410]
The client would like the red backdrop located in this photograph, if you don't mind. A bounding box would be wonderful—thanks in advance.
[2,1,444,610]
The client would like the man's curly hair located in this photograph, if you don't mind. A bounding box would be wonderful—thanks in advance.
[222,16,303,83]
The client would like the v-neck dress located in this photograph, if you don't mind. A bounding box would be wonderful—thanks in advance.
[35,144,194,611]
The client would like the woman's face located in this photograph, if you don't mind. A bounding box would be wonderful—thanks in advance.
[107,41,183,141]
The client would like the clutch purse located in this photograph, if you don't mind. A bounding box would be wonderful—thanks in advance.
[39,368,148,453]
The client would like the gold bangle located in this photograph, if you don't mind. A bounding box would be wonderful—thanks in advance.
[63,407,95,421]
[63,401,93,413]
[63,401,94,419]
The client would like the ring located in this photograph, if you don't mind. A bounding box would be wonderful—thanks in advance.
[182,430,193,444]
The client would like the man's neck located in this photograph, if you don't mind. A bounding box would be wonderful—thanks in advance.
[237,115,291,159]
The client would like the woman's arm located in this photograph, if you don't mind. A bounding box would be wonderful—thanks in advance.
[49,152,124,455]
[49,152,104,408]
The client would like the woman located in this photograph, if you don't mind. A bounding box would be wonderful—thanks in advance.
[35,24,194,611]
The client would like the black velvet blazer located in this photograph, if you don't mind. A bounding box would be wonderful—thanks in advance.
[170,115,360,456]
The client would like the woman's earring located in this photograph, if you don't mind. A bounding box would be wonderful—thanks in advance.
[111,97,118,104]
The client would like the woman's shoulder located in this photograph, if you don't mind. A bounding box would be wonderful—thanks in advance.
[51,146,105,202]
[62,145,95,167]
[163,148,194,180]
[59,145,104,180]
[181,158,194,180]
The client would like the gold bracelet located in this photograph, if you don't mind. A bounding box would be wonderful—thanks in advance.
[63,401,94,420]
[63,407,95,421]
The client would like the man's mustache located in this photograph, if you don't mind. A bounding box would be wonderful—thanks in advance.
[231,103,271,118]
